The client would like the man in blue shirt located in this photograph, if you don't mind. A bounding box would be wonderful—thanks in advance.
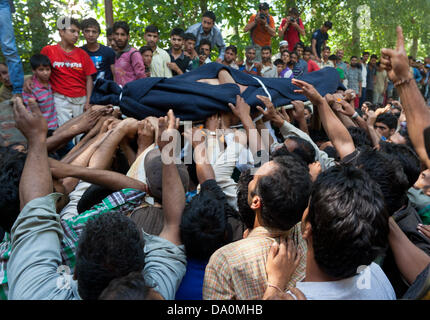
[81,18,115,81]
[186,11,226,63]
[311,21,332,63]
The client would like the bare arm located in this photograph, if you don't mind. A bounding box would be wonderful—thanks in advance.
[49,159,147,192]
[13,97,52,210]
[158,110,185,245]
[388,217,430,285]
[85,75,93,110]
[292,79,355,160]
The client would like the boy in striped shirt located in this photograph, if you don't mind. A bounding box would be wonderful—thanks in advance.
[23,54,58,131]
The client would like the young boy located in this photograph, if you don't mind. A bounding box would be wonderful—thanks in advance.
[25,17,97,126]
[274,59,285,77]
[81,18,116,81]
[23,54,58,130]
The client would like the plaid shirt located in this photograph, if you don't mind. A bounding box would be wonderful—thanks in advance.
[0,188,146,300]
[203,224,307,300]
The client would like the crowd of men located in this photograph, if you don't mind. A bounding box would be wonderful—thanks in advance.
[0,0,430,301]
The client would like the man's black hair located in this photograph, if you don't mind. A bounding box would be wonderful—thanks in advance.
[245,45,256,53]
[75,213,145,300]
[30,53,51,70]
[180,188,230,261]
[184,32,196,42]
[323,21,333,29]
[379,141,421,189]
[304,47,312,54]
[363,101,376,111]
[289,7,299,16]
[322,145,339,160]
[375,113,398,130]
[106,27,113,36]
[113,21,130,35]
[202,10,216,23]
[81,17,101,33]
[328,54,339,62]
[322,46,331,52]
[0,62,7,67]
[225,45,237,55]
[307,165,389,279]
[274,59,284,66]
[58,17,80,30]
[355,148,409,214]
[370,54,378,60]
[261,45,272,54]
[351,55,358,60]
[294,42,304,50]
[347,126,372,148]
[253,155,312,231]
[285,135,316,165]
[362,51,370,56]
[199,39,212,51]
[170,27,185,38]
[236,169,256,230]
[0,147,26,232]
[98,272,151,300]
[145,25,159,35]
[290,51,299,57]
[139,45,153,55]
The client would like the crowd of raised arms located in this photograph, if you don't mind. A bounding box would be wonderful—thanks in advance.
[0,0,430,301]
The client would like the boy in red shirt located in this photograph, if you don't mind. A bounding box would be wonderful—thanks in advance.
[25,17,97,126]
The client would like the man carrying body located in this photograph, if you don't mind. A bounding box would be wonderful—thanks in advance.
[311,21,332,63]
[260,46,277,78]
[145,25,172,78]
[243,2,276,63]
[112,21,146,86]
[167,28,191,76]
[81,18,115,82]
[186,11,226,64]
[29,17,97,126]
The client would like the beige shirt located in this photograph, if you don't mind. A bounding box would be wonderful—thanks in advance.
[149,47,173,78]
[317,60,334,69]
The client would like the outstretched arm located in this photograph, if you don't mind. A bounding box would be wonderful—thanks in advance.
[381,26,430,168]
[158,110,185,245]
[13,97,52,209]
[292,79,355,160]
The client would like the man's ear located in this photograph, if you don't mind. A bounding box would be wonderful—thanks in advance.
[250,195,261,210]
[302,221,312,241]
[389,128,396,137]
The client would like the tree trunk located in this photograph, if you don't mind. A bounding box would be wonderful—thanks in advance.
[28,0,49,55]
[285,0,296,10]
[410,34,419,58]
[199,0,207,14]
[351,1,361,57]
[104,0,114,28]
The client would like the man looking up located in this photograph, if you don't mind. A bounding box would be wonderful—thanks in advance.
[167,28,191,76]
[278,7,306,53]
[31,17,97,126]
[239,46,262,76]
[81,18,115,81]
[260,46,278,78]
[243,2,276,63]
[112,21,146,86]
[222,45,239,70]
[311,21,332,62]
[186,11,226,63]
[144,25,172,78]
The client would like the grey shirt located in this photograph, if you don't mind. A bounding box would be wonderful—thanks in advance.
[8,193,186,300]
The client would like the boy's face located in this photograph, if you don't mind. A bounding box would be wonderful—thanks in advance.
[223,49,236,64]
[144,32,159,49]
[201,17,214,34]
[303,51,311,61]
[184,39,196,53]
[59,24,80,45]
[114,27,129,50]
[170,35,184,51]
[141,50,153,66]
[34,65,51,83]
[276,63,284,75]
[199,44,211,56]
[83,26,100,45]
[0,64,11,87]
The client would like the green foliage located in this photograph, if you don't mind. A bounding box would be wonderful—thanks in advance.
[4,0,429,73]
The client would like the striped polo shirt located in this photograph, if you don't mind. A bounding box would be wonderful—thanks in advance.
[23,76,58,129]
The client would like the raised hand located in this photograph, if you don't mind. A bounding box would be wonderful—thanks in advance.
[381,26,412,83]
[228,95,251,122]
[292,79,324,106]
[12,96,47,142]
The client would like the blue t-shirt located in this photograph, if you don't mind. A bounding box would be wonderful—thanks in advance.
[175,258,207,300]
[81,44,115,81]
[312,29,328,58]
